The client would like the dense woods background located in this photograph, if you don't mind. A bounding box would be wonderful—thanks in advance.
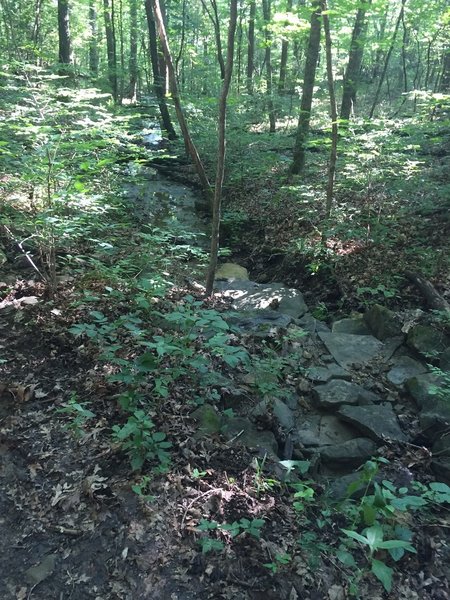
[1,1,450,599]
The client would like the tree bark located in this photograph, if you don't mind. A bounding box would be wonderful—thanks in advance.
[369,0,407,119]
[278,0,293,94]
[128,0,138,99]
[340,0,370,121]
[200,0,226,79]
[206,0,239,296]
[58,0,73,69]
[144,0,176,139]
[262,0,276,132]
[322,0,338,219]
[150,0,212,199]
[246,0,256,94]
[88,0,99,75]
[440,48,450,91]
[289,0,322,176]
[103,0,118,101]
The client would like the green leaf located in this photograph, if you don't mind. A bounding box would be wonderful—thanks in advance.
[336,548,357,567]
[341,528,369,545]
[371,559,393,592]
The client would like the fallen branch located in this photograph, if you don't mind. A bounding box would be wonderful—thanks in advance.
[405,270,450,313]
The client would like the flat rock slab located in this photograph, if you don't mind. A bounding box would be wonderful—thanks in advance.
[387,355,428,387]
[298,313,330,334]
[295,414,358,448]
[319,332,384,370]
[307,364,350,384]
[332,317,371,335]
[222,417,278,457]
[313,380,381,409]
[338,403,407,442]
[319,437,378,468]
[218,281,308,319]
[224,310,293,334]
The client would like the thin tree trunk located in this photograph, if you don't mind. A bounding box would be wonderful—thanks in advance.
[440,48,450,91]
[144,0,176,139]
[58,0,73,69]
[246,0,256,94]
[289,0,321,176]
[322,0,337,219]
[175,0,187,80]
[278,0,293,94]
[103,0,118,101]
[369,0,407,119]
[206,0,239,296]
[89,0,99,75]
[262,0,276,132]
[340,0,370,121]
[200,0,226,79]
[151,0,212,199]
[118,0,125,100]
[128,0,138,99]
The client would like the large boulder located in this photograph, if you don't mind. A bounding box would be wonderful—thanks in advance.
[407,325,450,359]
[221,416,278,457]
[364,304,403,340]
[215,262,249,281]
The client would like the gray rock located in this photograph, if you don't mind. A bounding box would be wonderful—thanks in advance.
[407,325,450,359]
[364,304,403,340]
[440,347,450,372]
[215,262,249,281]
[431,459,450,484]
[319,438,378,468]
[273,398,295,431]
[307,364,350,384]
[295,414,358,448]
[318,332,384,370]
[224,310,293,334]
[387,355,428,387]
[338,403,407,442]
[313,380,380,409]
[221,417,278,457]
[405,373,444,410]
[420,404,450,441]
[332,316,371,335]
[298,313,330,334]
[228,282,308,318]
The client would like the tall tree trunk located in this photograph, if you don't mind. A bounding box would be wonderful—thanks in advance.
[118,0,125,100]
[58,0,73,69]
[290,0,321,176]
[89,0,99,75]
[206,0,239,296]
[175,0,187,80]
[322,0,337,219]
[246,0,256,94]
[278,0,293,94]
[340,0,370,121]
[369,0,407,119]
[440,48,450,91]
[262,0,276,132]
[144,0,176,139]
[103,0,118,101]
[32,0,44,62]
[128,0,138,99]
[150,0,212,199]
[200,0,226,79]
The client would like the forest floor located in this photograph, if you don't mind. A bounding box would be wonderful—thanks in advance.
[1,80,450,599]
